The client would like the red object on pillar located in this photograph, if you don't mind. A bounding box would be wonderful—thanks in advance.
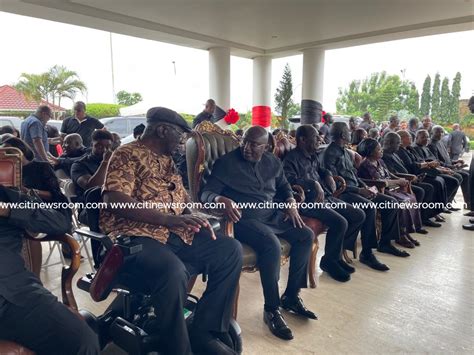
[252,106,271,127]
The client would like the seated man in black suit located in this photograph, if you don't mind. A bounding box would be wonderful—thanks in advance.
[411,129,460,210]
[429,125,469,209]
[322,122,409,270]
[382,132,435,231]
[201,126,316,341]
[71,130,113,202]
[395,130,448,225]
[0,185,99,354]
[283,125,365,282]
[50,133,88,177]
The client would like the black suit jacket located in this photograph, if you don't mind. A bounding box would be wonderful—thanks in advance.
[428,140,453,167]
[382,151,409,174]
[0,186,71,316]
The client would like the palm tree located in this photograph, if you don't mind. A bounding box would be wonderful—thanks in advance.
[15,72,52,103]
[15,65,87,118]
[49,65,87,111]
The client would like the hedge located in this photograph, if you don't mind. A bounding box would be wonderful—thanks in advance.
[86,103,124,118]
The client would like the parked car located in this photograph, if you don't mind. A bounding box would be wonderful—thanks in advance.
[100,116,147,138]
[47,120,63,132]
[0,116,23,131]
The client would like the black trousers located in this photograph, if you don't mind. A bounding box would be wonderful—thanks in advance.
[300,197,365,259]
[455,169,470,208]
[439,173,460,203]
[412,182,442,220]
[339,192,400,252]
[424,175,449,206]
[121,230,242,355]
[234,221,314,311]
[0,292,99,355]
[470,156,474,211]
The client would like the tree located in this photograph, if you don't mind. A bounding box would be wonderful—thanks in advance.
[438,77,450,122]
[116,90,143,106]
[450,72,462,122]
[274,63,294,128]
[406,83,420,117]
[430,73,440,119]
[336,71,419,122]
[419,75,431,116]
[16,65,87,118]
[15,72,51,103]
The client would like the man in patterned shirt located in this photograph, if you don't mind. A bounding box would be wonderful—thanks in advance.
[100,107,242,355]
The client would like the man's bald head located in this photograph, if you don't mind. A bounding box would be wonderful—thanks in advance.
[63,133,83,155]
[241,125,269,162]
[244,126,268,144]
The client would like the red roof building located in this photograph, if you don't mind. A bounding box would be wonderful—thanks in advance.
[0,85,66,112]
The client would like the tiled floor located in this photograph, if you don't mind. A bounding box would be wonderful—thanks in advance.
[42,154,473,354]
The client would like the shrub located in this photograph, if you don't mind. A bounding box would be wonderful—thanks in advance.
[86,103,124,118]
[180,113,195,126]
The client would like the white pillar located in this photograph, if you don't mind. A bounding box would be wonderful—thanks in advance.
[209,47,230,110]
[301,48,325,124]
[252,56,272,128]
[302,48,325,102]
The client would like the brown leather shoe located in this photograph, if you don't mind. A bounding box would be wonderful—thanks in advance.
[396,234,415,249]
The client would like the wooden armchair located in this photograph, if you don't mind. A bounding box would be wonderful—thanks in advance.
[186,121,295,317]
[0,148,81,354]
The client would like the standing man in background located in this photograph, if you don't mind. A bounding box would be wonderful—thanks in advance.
[20,105,52,162]
[448,124,467,161]
[61,101,104,148]
[192,99,216,128]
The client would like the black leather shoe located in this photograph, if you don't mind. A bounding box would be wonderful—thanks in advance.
[415,228,429,235]
[463,224,474,231]
[377,243,410,257]
[449,207,461,211]
[464,211,474,217]
[359,252,390,271]
[406,234,420,246]
[442,208,452,214]
[320,258,351,282]
[190,328,238,355]
[338,259,356,274]
[423,219,442,227]
[435,215,446,222]
[263,309,293,340]
[281,295,318,320]
[469,218,474,224]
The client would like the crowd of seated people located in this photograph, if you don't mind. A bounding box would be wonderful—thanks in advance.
[0,100,472,354]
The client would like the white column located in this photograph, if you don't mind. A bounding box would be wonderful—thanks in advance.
[302,47,325,102]
[252,56,272,129]
[300,48,325,124]
[209,47,230,110]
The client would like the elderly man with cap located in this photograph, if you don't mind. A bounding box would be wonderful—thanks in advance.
[200,126,316,342]
[99,107,242,355]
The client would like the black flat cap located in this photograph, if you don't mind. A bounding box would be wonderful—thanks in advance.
[146,107,191,132]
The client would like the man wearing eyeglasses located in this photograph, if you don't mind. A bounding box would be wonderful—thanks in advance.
[60,101,104,147]
[201,126,317,341]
